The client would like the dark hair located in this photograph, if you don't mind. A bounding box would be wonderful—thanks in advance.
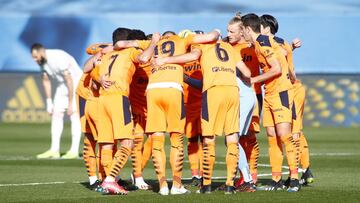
[112,27,132,45]
[127,29,146,40]
[162,31,176,36]
[146,34,153,40]
[30,43,44,52]
[241,13,261,33]
[260,14,278,34]
[193,30,204,34]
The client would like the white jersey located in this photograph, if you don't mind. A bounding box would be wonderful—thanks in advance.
[237,77,256,135]
[42,49,82,85]
[236,77,253,94]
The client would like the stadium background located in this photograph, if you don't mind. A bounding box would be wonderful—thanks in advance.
[0,0,359,127]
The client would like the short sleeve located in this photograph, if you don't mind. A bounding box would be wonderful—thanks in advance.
[130,48,142,63]
[184,35,194,48]
[90,66,100,82]
[136,40,151,50]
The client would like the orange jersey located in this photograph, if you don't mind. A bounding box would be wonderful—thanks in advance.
[149,35,194,85]
[183,61,202,104]
[97,47,142,96]
[232,42,262,94]
[193,41,240,92]
[76,73,92,100]
[86,43,112,55]
[254,34,292,95]
[273,36,302,85]
[129,63,152,107]
[76,71,100,99]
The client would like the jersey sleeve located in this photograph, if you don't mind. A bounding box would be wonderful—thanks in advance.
[184,35,194,48]
[90,66,101,82]
[86,43,112,55]
[136,40,151,50]
[130,48,142,63]
[191,43,202,52]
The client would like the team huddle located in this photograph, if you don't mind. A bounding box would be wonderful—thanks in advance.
[33,12,315,195]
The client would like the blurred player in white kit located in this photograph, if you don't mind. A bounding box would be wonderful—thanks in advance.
[31,43,82,159]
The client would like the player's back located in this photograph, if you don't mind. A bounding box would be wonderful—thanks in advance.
[255,35,292,95]
[149,35,194,86]
[195,41,239,92]
[98,47,141,96]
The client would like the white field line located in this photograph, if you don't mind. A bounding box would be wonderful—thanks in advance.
[0,152,356,161]
[0,163,293,187]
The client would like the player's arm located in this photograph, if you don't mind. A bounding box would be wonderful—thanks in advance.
[192,29,221,44]
[41,72,53,114]
[63,69,74,115]
[86,43,112,55]
[236,60,251,79]
[184,74,202,90]
[292,38,302,50]
[137,32,161,64]
[153,48,202,66]
[83,52,102,73]
[251,59,281,84]
[114,40,139,50]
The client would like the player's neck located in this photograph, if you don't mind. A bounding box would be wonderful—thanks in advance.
[250,32,260,45]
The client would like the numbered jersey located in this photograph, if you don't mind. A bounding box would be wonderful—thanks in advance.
[138,35,194,86]
[97,48,142,96]
[193,41,240,92]
[254,35,292,95]
[232,42,262,94]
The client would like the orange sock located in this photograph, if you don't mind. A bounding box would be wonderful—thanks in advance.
[268,135,283,182]
[293,134,301,172]
[199,137,203,177]
[170,132,184,188]
[131,134,144,178]
[187,136,200,177]
[202,140,215,186]
[152,135,167,189]
[97,147,105,181]
[141,135,152,171]
[83,135,97,178]
[100,147,114,177]
[226,141,238,186]
[280,134,299,179]
[242,133,259,183]
[299,133,310,169]
[109,146,132,178]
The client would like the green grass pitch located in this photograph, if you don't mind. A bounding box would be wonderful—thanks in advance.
[0,123,359,202]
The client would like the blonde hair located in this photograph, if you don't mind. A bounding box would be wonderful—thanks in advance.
[228,12,242,25]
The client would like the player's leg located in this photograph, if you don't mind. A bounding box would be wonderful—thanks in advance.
[223,86,240,194]
[167,89,188,194]
[141,133,152,171]
[146,89,168,195]
[236,90,256,191]
[100,94,133,195]
[274,90,300,192]
[198,89,216,194]
[185,105,203,186]
[37,87,67,159]
[130,108,150,190]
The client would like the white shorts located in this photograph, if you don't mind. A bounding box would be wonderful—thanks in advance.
[238,79,256,136]
[53,84,77,113]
